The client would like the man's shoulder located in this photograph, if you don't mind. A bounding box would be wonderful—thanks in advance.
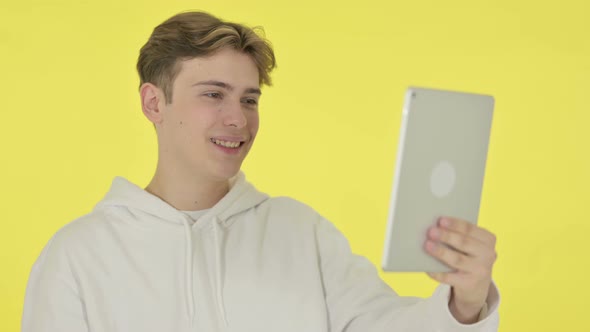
[50,209,113,248]
[260,196,319,216]
[249,196,327,230]
[30,209,114,269]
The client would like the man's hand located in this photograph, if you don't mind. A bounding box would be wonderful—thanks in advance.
[424,217,497,324]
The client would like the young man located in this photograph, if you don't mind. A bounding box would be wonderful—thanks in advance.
[22,11,499,332]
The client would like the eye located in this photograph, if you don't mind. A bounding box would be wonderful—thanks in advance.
[242,97,258,106]
[204,92,223,99]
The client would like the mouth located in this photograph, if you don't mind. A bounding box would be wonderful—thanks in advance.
[210,138,246,149]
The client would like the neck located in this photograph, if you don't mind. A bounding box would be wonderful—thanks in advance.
[145,164,230,211]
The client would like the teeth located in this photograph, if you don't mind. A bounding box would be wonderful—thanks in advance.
[213,139,241,148]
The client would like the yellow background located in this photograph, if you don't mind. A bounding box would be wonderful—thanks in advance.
[1,0,588,330]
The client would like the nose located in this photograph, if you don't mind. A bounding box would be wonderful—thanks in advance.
[222,99,247,128]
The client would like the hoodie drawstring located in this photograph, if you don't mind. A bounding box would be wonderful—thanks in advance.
[182,218,195,325]
[182,216,228,328]
[212,217,229,328]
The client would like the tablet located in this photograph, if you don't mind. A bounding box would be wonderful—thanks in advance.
[381,87,494,272]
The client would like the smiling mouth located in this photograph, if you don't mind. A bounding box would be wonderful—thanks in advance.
[210,138,245,149]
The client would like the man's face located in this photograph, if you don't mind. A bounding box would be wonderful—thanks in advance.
[155,48,261,182]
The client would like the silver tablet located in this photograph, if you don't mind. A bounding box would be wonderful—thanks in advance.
[381,87,494,272]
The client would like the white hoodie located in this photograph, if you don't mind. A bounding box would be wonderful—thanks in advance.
[22,172,499,332]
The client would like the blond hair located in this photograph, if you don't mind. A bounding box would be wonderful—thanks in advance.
[137,12,276,103]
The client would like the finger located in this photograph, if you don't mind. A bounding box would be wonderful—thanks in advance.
[427,227,490,258]
[439,217,497,246]
[425,240,479,272]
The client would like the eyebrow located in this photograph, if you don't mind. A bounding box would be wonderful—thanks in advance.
[192,80,262,95]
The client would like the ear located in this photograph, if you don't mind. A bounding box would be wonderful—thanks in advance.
[140,83,166,125]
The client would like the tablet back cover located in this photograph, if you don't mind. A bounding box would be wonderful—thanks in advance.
[382,87,494,272]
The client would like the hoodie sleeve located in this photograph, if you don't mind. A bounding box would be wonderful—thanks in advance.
[22,233,89,332]
[315,217,499,332]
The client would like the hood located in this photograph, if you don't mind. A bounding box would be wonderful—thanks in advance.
[94,171,269,227]
[93,171,269,329]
